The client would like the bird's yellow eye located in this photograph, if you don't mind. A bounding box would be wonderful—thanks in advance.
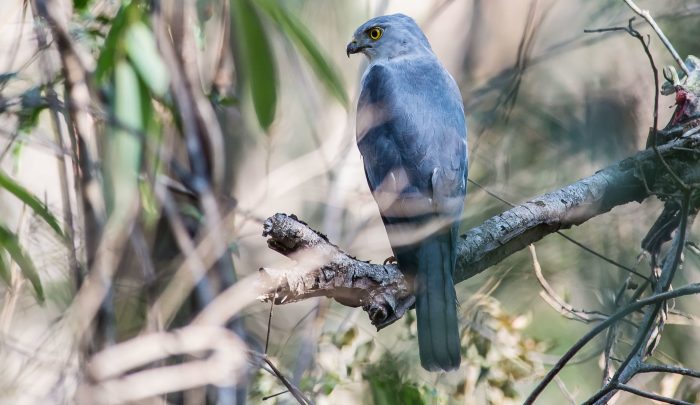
[368,27,383,40]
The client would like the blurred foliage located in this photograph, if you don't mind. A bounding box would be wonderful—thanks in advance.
[365,354,426,405]
[250,296,546,404]
[0,223,43,302]
[230,0,278,129]
[230,0,347,130]
[0,0,699,404]
[0,170,63,237]
[461,297,546,404]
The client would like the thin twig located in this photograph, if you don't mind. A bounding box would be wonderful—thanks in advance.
[257,354,312,405]
[554,232,650,282]
[583,192,694,405]
[584,19,689,192]
[617,383,693,405]
[638,363,700,378]
[621,0,690,76]
[263,390,289,401]
[529,244,607,323]
[523,283,700,404]
[602,277,633,385]
[28,2,82,287]
[265,299,274,355]
[554,376,577,405]
[469,178,651,281]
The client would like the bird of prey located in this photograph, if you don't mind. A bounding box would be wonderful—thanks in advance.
[347,14,467,371]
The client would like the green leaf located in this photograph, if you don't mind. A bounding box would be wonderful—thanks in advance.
[230,0,277,130]
[17,87,47,133]
[0,170,64,237]
[0,225,44,302]
[319,373,340,396]
[139,179,159,227]
[17,108,45,133]
[364,353,426,405]
[74,0,90,11]
[0,251,10,286]
[105,61,144,221]
[332,326,357,348]
[256,0,348,107]
[125,22,170,97]
[95,5,131,81]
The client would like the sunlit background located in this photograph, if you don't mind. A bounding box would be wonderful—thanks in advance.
[0,0,699,403]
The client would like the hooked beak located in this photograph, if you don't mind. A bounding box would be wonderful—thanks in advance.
[346,40,368,57]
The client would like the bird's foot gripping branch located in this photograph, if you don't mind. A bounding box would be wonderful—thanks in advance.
[258,130,700,333]
[258,213,414,330]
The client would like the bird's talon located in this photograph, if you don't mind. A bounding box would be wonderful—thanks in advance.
[383,255,398,265]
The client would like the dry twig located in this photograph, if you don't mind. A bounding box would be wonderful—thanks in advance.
[622,0,690,76]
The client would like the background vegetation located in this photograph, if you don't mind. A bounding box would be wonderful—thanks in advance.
[0,0,699,403]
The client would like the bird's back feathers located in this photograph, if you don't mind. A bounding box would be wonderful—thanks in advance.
[356,52,467,371]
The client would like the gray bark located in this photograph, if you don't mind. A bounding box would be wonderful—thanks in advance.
[259,131,700,329]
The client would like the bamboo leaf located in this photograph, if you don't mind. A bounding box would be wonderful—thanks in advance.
[106,61,143,221]
[95,6,128,81]
[0,250,9,286]
[125,22,170,97]
[230,0,277,130]
[256,0,348,107]
[0,170,64,237]
[0,225,43,302]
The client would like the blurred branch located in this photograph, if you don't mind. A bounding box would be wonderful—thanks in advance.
[259,131,700,330]
[32,0,116,342]
[28,2,81,287]
[528,244,608,323]
[554,376,577,405]
[82,326,247,404]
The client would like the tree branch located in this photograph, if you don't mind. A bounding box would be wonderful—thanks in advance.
[638,363,700,379]
[616,383,694,405]
[523,283,700,405]
[622,0,691,76]
[259,132,700,329]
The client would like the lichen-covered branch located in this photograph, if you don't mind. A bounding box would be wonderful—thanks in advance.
[259,131,700,329]
[258,214,414,329]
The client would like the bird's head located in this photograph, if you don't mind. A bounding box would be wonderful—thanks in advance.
[346,14,432,62]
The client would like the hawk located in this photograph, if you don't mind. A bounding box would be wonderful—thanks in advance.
[347,14,468,371]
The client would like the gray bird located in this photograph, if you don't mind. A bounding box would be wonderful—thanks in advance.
[347,14,467,371]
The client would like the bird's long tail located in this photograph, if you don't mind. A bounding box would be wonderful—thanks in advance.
[412,229,461,371]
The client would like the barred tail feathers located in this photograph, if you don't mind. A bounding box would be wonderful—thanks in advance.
[413,231,460,371]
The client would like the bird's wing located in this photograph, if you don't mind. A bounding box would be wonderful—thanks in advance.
[356,58,467,371]
[357,60,467,233]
